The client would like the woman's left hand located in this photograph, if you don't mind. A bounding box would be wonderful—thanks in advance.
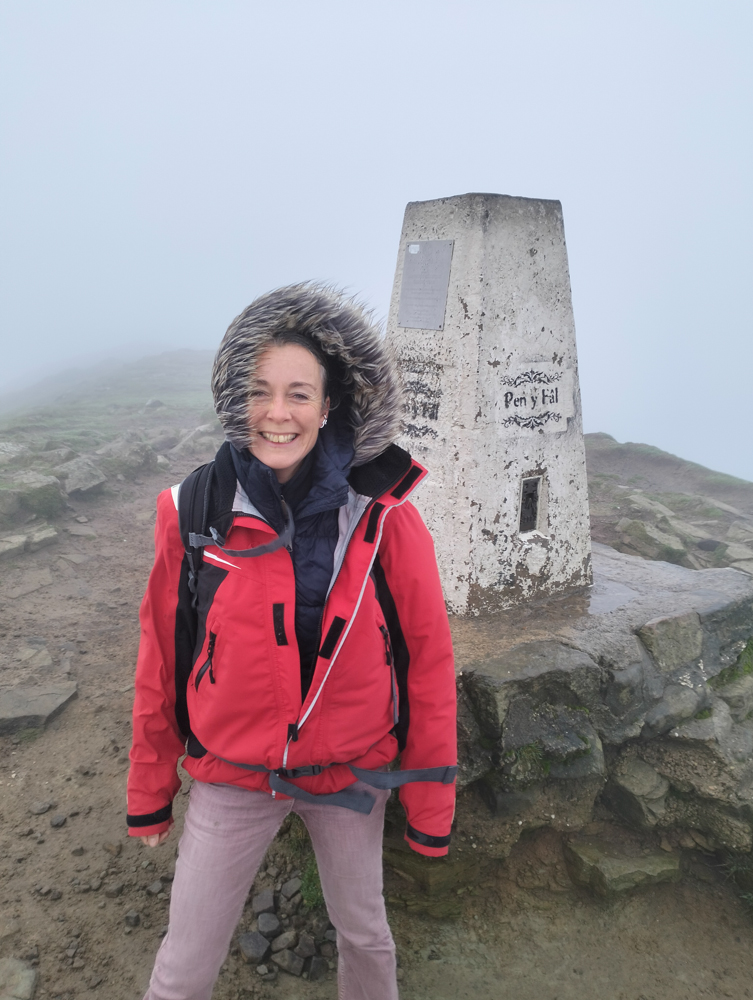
[139,819,175,847]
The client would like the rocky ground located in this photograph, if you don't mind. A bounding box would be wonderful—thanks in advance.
[1,352,753,1000]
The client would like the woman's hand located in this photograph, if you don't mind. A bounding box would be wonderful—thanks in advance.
[139,819,175,847]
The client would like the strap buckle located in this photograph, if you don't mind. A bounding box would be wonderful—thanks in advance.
[275,765,323,779]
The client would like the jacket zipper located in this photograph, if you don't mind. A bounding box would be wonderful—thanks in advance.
[195,631,217,690]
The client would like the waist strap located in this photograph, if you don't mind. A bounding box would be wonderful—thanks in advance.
[213,756,458,815]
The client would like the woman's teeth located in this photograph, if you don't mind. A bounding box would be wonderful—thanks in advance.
[260,432,297,443]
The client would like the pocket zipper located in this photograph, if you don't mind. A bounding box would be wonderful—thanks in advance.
[195,631,217,690]
[379,625,399,726]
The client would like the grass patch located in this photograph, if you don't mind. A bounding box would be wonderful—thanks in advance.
[300,853,325,910]
[694,708,713,720]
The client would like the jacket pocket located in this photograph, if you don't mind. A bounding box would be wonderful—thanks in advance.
[195,631,217,691]
[379,625,399,726]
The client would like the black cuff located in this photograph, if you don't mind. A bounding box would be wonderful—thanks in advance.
[127,803,173,828]
[406,823,451,849]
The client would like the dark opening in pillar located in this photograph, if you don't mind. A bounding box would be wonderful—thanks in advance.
[519,477,541,533]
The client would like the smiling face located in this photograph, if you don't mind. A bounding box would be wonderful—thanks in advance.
[248,343,330,483]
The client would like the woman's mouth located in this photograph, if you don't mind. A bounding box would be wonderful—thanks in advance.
[258,432,298,444]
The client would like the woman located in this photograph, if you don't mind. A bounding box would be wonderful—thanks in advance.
[127,284,457,1000]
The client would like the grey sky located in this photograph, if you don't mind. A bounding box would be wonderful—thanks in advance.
[1,1,751,479]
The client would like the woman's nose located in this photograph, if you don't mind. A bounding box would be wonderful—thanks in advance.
[265,393,291,421]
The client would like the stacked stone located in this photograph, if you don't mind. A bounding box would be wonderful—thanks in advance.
[237,871,334,982]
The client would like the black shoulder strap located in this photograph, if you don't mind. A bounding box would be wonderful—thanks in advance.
[178,461,215,610]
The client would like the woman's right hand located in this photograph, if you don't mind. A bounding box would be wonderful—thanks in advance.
[139,819,175,847]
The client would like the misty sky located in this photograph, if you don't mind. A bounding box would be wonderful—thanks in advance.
[1,1,751,480]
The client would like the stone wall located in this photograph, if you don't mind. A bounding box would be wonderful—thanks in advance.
[450,544,753,858]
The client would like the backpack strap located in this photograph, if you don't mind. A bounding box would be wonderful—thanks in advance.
[178,461,215,611]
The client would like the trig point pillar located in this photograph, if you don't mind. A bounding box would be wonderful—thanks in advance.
[386,193,592,614]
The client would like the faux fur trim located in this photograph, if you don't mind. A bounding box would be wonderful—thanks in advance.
[211,283,403,466]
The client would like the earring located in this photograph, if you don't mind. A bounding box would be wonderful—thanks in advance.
[320,417,328,428]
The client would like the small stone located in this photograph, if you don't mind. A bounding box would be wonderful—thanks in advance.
[124,910,141,928]
[0,917,21,941]
[320,942,336,959]
[266,865,280,878]
[307,955,329,981]
[71,846,85,856]
[271,949,304,976]
[271,930,298,953]
[90,878,102,891]
[660,837,673,852]
[256,964,269,976]
[280,877,302,900]
[104,882,124,898]
[50,814,67,828]
[49,889,62,900]
[257,912,281,937]
[103,841,122,857]
[294,932,316,959]
[88,974,104,988]
[238,931,270,964]
[310,914,331,942]
[72,957,85,969]
[324,928,337,942]
[29,801,54,816]
[146,880,164,896]
[251,887,275,915]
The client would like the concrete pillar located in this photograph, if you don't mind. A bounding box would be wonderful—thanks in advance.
[386,193,592,614]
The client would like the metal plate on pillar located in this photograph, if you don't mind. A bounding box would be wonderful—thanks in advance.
[397,240,454,330]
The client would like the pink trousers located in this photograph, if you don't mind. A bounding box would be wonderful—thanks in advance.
[143,780,398,1000]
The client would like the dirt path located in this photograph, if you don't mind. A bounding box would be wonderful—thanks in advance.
[2,462,753,1000]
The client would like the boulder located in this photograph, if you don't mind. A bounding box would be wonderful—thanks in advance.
[0,487,21,520]
[169,423,224,458]
[95,431,157,479]
[0,442,30,465]
[603,756,670,827]
[564,836,680,896]
[27,523,58,551]
[0,682,78,735]
[0,534,27,560]
[637,611,703,673]
[10,471,64,518]
[54,456,107,495]
[616,518,688,565]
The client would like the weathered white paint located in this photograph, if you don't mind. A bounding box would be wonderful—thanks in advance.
[386,193,592,614]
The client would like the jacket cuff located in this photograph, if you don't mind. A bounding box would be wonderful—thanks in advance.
[405,822,450,857]
[127,802,172,832]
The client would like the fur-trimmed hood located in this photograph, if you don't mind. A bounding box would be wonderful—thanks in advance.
[211,283,403,467]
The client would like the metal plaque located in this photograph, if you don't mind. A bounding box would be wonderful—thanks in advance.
[397,240,454,330]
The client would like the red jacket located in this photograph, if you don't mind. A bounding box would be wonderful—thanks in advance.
[127,454,457,856]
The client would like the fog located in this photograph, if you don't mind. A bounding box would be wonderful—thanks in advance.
[1,1,751,479]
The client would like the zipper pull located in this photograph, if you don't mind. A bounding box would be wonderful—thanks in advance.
[207,632,216,684]
[380,625,393,665]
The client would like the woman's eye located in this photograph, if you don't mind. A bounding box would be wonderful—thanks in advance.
[291,393,310,402]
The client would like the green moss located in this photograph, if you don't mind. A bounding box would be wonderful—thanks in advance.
[300,853,325,910]
[694,708,713,720]
[709,638,753,689]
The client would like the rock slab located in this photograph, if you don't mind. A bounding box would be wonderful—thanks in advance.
[0,957,37,1000]
[0,682,78,735]
[564,836,681,896]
